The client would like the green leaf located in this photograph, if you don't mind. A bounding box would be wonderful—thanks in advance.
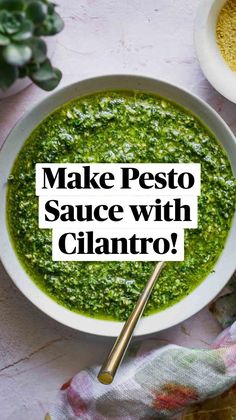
[0,60,18,90]
[0,0,24,12]
[48,3,56,15]
[26,1,47,24]
[3,43,32,66]
[29,57,54,81]
[0,33,9,45]
[30,37,47,63]
[11,20,33,41]
[0,10,9,24]
[4,21,19,35]
[1,12,22,35]
[13,11,24,22]
[18,66,27,78]
[47,12,64,35]
[31,66,61,91]
[33,19,51,36]
[35,12,64,36]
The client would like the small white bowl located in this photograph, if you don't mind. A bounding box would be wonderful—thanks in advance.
[195,0,236,103]
[0,75,236,337]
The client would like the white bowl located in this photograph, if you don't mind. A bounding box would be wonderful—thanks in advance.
[195,0,236,103]
[0,75,236,337]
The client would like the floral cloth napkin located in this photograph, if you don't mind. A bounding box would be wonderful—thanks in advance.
[46,276,236,420]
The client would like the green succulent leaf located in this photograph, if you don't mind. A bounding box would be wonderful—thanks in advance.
[0,0,64,92]
[48,2,56,15]
[50,12,64,34]
[31,66,61,91]
[3,43,32,66]
[0,10,9,25]
[18,65,28,78]
[0,10,7,34]
[35,12,64,36]
[1,12,24,34]
[0,33,9,45]
[30,37,47,63]
[12,11,24,22]
[2,20,17,35]
[0,60,18,90]
[11,20,33,41]
[29,58,62,91]
[26,1,48,24]
[29,57,54,81]
[0,0,24,12]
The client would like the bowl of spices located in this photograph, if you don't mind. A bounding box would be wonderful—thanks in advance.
[195,0,236,103]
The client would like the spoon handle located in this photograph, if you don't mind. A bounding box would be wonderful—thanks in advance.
[97,261,165,385]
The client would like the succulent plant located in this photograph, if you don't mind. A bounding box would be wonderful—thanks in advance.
[0,0,64,91]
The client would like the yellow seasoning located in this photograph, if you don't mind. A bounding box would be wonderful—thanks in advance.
[216,0,236,71]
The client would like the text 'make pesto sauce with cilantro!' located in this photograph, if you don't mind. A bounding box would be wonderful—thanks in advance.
[7,91,236,321]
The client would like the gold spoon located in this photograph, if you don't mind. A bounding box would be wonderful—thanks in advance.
[97,261,165,385]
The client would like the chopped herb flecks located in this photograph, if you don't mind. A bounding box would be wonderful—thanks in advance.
[7,91,236,321]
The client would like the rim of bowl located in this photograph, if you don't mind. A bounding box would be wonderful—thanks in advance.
[0,74,236,337]
[194,0,236,103]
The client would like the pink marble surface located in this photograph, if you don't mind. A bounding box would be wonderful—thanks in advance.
[0,1,235,418]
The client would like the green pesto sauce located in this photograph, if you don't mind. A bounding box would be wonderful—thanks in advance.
[7,91,236,321]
